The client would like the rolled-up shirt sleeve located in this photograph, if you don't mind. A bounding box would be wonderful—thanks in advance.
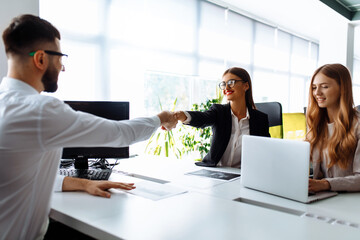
[54,175,65,192]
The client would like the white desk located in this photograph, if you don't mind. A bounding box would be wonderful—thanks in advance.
[51,156,360,239]
[116,156,360,226]
[192,168,360,228]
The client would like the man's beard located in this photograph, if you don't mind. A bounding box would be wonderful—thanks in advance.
[41,65,58,93]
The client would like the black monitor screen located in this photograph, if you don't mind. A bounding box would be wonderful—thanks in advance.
[62,101,130,168]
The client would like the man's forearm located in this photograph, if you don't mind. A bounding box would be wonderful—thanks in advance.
[62,176,90,191]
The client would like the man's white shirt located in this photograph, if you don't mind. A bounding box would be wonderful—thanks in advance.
[0,77,160,240]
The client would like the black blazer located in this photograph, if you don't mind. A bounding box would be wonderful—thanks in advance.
[187,103,270,167]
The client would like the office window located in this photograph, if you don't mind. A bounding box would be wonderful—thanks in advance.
[353,58,360,106]
[40,0,318,113]
[108,0,196,53]
[254,22,278,70]
[40,0,104,37]
[252,70,289,104]
[40,0,319,153]
[54,41,99,101]
[144,71,191,114]
[199,2,227,61]
[225,10,253,65]
[291,37,316,75]
[353,26,360,106]
[252,23,316,112]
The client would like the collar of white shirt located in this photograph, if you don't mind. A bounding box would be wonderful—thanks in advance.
[230,108,250,121]
[1,77,38,95]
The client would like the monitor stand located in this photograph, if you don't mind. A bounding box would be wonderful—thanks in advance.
[59,157,112,180]
[74,156,89,169]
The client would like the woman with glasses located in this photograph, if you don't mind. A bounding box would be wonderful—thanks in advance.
[307,63,360,192]
[175,67,270,168]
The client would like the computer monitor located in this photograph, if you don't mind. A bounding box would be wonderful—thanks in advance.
[62,101,130,169]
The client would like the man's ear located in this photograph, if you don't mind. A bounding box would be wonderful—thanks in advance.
[32,51,48,71]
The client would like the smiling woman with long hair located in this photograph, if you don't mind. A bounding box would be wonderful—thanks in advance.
[175,67,270,168]
[306,63,360,192]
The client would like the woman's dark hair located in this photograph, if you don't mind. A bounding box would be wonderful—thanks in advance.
[223,67,256,109]
[2,14,61,55]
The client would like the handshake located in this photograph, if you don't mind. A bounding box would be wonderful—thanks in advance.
[157,111,187,131]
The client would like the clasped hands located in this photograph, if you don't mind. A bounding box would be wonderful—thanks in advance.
[157,111,186,131]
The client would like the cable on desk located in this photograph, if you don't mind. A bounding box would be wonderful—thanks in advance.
[89,158,120,170]
[89,158,109,169]
[110,159,119,170]
[59,159,74,168]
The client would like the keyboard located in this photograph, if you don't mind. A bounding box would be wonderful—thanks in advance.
[59,168,112,180]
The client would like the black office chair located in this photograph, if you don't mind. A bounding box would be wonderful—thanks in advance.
[255,102,283,138]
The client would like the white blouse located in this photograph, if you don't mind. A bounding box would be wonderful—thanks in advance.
[183,109,249,168]
[312,113,360,192]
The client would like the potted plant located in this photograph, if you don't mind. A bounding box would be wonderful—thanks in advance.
[145,89,223,160]
[179,89,223,160]
[145,98,182,158]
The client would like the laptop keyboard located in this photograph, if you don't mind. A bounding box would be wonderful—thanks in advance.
[59,168,112,180]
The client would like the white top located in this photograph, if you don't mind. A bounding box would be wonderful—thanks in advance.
[0,77,160,240]
[312,115,360,192]
[183,109,250,168]
[219,110,249,168]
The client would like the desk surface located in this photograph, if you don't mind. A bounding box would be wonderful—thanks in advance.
[115,156,360,226]
[51,156,360,239]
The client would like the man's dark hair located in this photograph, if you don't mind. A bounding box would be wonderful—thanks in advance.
[2,14,61,55]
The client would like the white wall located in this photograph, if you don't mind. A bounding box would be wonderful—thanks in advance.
[0,0,353,78]
[0,0,39,79]
[214,0,350,70]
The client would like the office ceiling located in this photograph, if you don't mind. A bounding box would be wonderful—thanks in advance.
[320,0,360,21]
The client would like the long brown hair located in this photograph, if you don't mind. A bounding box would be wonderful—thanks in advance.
[223,67,256,109]
[306,63,357,169]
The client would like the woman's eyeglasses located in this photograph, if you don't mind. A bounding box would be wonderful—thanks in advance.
[218,79,246,90]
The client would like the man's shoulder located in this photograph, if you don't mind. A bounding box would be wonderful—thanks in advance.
[25,94,64,110]
[38,94,64,105]
[2,90,65,113]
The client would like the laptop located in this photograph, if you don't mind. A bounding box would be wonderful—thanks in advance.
[240,135,337,203]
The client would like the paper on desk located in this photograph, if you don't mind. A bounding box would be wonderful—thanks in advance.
[169,169,240,190]
[185,169,240,181]
[124,180,188,201]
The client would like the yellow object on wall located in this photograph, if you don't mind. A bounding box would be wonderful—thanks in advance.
[269,125,283,139]
[282,113,306,140]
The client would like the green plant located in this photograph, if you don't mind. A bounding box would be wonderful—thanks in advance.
[145,98,182,159]
[179,89,224,160]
